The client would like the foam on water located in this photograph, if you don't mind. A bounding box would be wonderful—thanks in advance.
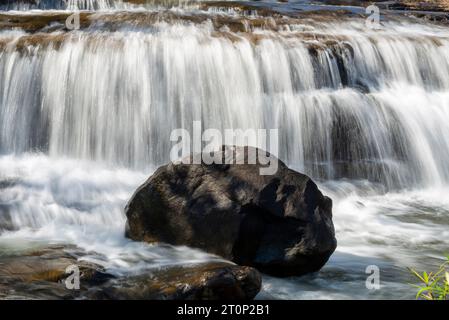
[0,154,224,276]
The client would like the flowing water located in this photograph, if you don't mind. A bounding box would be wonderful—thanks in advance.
[1,0,449,299]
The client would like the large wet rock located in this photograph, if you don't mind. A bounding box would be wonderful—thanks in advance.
[125,146,337,276]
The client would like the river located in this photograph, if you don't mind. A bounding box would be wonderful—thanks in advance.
[0,0,448,299]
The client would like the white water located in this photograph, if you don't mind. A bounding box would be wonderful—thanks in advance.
[2,21,449,188]
[1,0,142,10]
[1,2,449,299]
[0,0,202,10]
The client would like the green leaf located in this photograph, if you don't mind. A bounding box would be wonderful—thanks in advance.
[409,268,426,283]
[416,286,432,299]
[409,260,449,300]
[423,272,429,283]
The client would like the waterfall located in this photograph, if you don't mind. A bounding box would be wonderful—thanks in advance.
[1,1,449,300]
[1,17,449,189]
[0,0,195,10]
[0,0,123,10]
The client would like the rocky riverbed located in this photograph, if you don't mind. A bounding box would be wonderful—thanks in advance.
[0,244,261,299]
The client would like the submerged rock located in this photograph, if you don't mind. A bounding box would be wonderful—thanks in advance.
[0,245,114,299]
[0,245,261,300]
[125,146,337,276]
[89,262,261,300]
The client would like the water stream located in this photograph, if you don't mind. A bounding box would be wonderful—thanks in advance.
[1,0,448,299]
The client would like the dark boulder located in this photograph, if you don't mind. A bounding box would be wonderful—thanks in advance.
[125,146,337,276]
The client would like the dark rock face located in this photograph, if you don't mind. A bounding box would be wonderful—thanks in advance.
[125,146,337,276]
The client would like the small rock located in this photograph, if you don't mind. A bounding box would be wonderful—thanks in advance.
[90,262,261,300]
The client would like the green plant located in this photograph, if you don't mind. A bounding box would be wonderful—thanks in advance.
[409,256,449,300]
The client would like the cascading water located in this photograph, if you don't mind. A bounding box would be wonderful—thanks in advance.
[0,0,449,299]
[0,0,125,10]
[0,0,195,10]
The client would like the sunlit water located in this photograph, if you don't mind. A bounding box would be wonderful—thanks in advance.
[1,0,449,299]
